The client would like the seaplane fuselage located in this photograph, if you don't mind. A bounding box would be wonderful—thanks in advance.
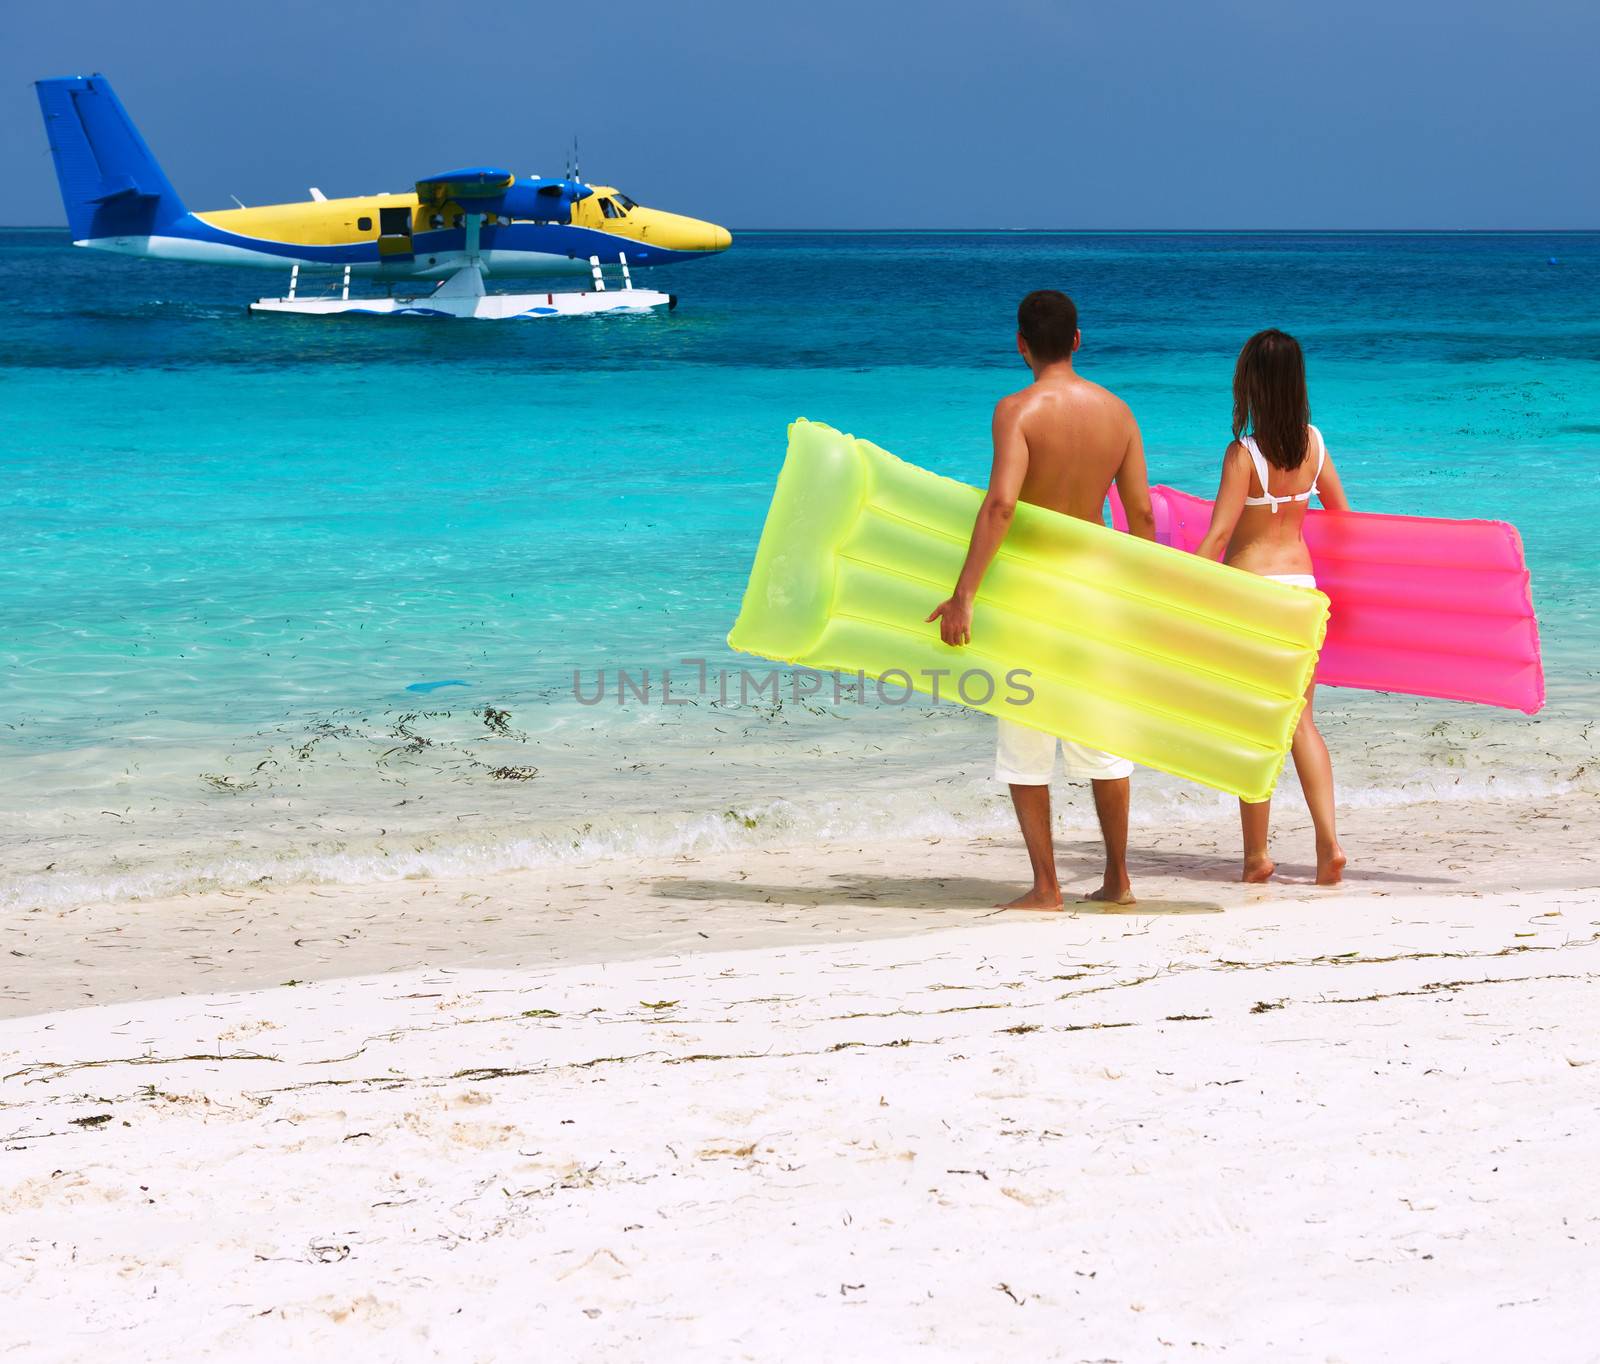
[37,75,732,281]
[90,185,731,279]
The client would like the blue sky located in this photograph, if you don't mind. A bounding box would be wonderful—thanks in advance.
[6,0,1597,229]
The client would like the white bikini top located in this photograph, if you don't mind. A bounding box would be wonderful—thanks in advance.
[1241,424,1325,513]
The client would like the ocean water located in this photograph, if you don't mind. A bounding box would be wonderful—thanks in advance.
[2,229,1596,907]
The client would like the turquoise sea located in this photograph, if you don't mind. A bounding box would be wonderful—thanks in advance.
[2,230,1596,907]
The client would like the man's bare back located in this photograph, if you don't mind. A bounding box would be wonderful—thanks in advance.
[1003,370,1151,526]
[925,365,1155,654]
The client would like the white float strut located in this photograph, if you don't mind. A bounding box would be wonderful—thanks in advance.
[589,254,606,291]
[618,251,632,289]
[288,263,299,300]
[341,264,351,301]
[432,262,488,299]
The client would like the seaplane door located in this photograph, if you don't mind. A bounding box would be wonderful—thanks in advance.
[377,206,414,262]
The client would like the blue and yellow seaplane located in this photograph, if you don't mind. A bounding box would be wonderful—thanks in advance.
[35,74,732,319]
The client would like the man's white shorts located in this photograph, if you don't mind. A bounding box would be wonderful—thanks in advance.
[994,716,1134,785]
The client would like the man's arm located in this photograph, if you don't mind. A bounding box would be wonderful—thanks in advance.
[926,397,1030,647]
[1115,417,1157,542]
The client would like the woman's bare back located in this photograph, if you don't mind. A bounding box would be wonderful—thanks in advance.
[1208,425,1351,576]
[1224,442,1319,575]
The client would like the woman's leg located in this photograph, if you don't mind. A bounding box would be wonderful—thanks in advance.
[1290,684,1346,884]
[1239,797,1274,881]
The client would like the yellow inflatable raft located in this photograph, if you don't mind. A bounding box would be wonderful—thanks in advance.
[727,420,1329,802]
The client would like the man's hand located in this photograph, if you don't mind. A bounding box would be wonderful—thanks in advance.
[927,593,974,647]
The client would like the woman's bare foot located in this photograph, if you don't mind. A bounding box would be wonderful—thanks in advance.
[1078,880,1136,907]
[1242,853,1276,883]
[999,885,1063,911]
[1316,841,1347,886]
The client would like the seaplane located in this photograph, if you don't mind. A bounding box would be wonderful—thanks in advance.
[34,74,732,320]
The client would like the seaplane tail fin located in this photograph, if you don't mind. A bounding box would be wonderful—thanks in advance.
[35,74,188,242]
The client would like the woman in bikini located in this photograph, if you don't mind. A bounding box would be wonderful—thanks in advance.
[1195,329,1350,885]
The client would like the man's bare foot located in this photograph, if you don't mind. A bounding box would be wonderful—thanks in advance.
[1078,881,1136,907]
[1316,841,1347,886]
[999,886,1064,911]
[1242,853,1275,883]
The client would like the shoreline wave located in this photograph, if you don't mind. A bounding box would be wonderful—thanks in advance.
[2,763,1587,912]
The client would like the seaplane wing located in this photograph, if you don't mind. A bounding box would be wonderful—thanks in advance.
[414,167,592,219]
[35,75,731,282]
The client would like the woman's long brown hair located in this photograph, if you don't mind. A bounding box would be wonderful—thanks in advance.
[1233,329,1310,471]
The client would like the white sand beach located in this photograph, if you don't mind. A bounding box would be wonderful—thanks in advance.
[9,6,1600,1356]
[4,793,1598,1361]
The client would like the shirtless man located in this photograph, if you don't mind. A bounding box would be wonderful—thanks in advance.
[928,291,1157,909]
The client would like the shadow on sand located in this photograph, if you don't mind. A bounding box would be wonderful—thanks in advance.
[649,833,1454,920]
[1049,839,1458,889]
[650,873,1224,917]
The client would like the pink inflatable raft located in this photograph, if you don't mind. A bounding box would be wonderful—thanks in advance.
[1110,486,1544,714]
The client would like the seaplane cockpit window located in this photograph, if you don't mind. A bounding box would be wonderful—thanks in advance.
[599,198,624,219]
[613,193,638,212]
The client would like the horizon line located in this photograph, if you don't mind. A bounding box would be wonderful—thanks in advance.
[1,224,1597,236]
